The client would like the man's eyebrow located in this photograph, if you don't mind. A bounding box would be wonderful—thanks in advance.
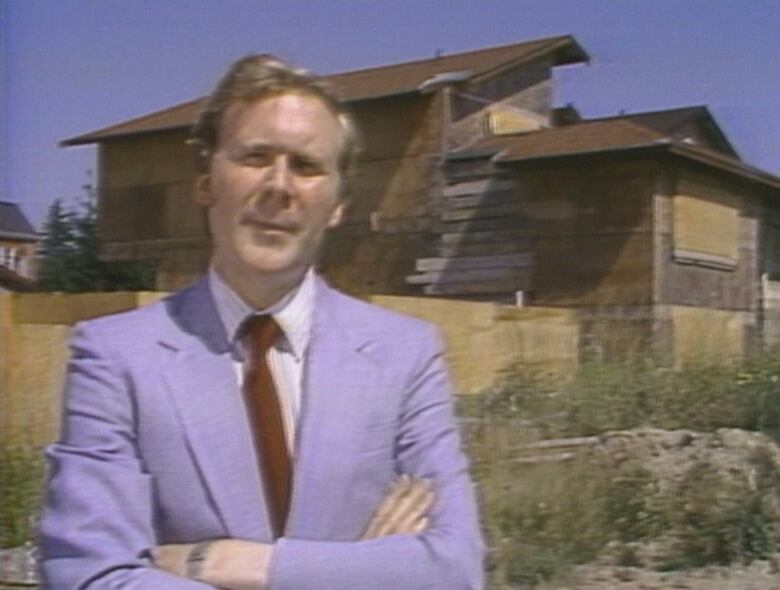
[232,141,277,154]
[231,141,320,161]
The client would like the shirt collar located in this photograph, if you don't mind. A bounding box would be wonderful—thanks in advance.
[208,267,315,361]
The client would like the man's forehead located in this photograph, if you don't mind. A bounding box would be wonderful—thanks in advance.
[222,92,340,133]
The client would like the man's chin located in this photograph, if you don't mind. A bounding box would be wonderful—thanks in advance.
[236,249,304,277]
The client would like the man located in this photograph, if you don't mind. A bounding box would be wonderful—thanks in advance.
[39,55,484,590]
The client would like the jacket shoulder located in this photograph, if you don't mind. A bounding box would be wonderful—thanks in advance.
[71,284,195,342]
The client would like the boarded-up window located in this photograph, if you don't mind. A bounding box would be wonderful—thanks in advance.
[673,182,739,267]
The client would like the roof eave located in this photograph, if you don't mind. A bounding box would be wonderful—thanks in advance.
[470,35,589,85]
[60,88,424,147]
[668,145,780,190]
[496,141,780,191]
[547,35,590,67]
[60,124,192,147]
[0,230,40,241]
[495,141,669,165]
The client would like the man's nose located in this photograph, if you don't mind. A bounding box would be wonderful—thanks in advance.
[264,156,294,200]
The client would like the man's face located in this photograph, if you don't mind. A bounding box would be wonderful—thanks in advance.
[196,92,345,283]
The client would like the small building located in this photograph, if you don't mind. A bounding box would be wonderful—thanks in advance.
[0,202,38,292]
[61,35,780,360]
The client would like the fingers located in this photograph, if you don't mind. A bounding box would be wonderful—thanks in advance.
[363,476,415,538]
[362,475,435,539]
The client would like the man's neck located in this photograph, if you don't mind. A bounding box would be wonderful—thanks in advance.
[212,263,309,311]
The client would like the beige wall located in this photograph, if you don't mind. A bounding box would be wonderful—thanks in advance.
[369,296,578,393]
[669,305,751,364]
[1,291,578,449]
[1,292,166,448]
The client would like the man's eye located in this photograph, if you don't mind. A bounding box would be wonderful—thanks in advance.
[241,152,272,166]
[293,159,323,176]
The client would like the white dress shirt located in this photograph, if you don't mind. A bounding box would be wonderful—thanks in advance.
[208,268,316,452]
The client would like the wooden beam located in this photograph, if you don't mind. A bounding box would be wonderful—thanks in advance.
[443,178,516,197]
[406,265,530,285]
[435,217,527,233]
[440,229,528,245]
[441,203,522,222]
[415,253,532,272]
[422,277,530,295]
[437,240,530,258]
[442,190,516,210]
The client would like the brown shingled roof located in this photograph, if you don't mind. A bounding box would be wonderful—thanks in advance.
[587,106,738,157]
[61,35,587,146]
[459,106,735,161]
[481,118,669,160]
[466,110,780,190]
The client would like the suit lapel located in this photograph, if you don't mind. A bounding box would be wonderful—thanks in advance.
[160,279,271,540]
[287,280,379,538]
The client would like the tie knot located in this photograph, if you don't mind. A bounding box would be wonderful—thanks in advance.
[245,315,281,357]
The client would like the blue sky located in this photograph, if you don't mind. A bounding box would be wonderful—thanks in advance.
[3,0,779,227]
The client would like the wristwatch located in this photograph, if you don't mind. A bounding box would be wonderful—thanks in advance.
[185,540,214,580]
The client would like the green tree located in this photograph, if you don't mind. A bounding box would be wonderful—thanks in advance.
[38,185,155,292]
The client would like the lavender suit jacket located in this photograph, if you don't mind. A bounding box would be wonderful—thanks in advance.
[39,276,484,589]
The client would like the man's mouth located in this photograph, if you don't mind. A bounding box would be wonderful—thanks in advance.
[243,217,298,233]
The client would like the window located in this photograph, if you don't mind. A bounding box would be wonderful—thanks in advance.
[672,181,739,270]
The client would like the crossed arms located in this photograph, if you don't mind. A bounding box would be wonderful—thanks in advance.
[152,476,435,588]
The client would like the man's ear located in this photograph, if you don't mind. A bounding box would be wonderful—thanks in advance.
[327,201,346,228]
[193,174,215,206]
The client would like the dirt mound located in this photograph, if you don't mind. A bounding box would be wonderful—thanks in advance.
[546,428,780,589]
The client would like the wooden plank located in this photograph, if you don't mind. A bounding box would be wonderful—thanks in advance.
[415,253,532,272]
[422,277,530,295]
[406,265,529,285]
[435,217,527,233]
[441,203,522,222]
[443,178,516,197]
[442,190,516,210]
[440,229,527,245]
[437,240,529,258]
[436,241,520,258]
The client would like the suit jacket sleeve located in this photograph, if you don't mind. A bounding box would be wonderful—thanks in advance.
[39,322,215,590]
[269,323,485,590]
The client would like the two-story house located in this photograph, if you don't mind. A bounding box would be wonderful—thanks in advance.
[61,35,780,359]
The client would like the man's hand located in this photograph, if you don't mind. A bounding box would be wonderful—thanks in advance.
[149,543,191,578]
[151,539,272,590]
[362,475,435,539]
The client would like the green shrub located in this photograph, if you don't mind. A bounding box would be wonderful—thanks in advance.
[465,348,780,440]
[458,349,780,586]
[0,446,45,548]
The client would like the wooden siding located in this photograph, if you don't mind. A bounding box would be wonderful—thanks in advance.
[322,94,444,295]
[98,130,204,263]
[521,161,656,307]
